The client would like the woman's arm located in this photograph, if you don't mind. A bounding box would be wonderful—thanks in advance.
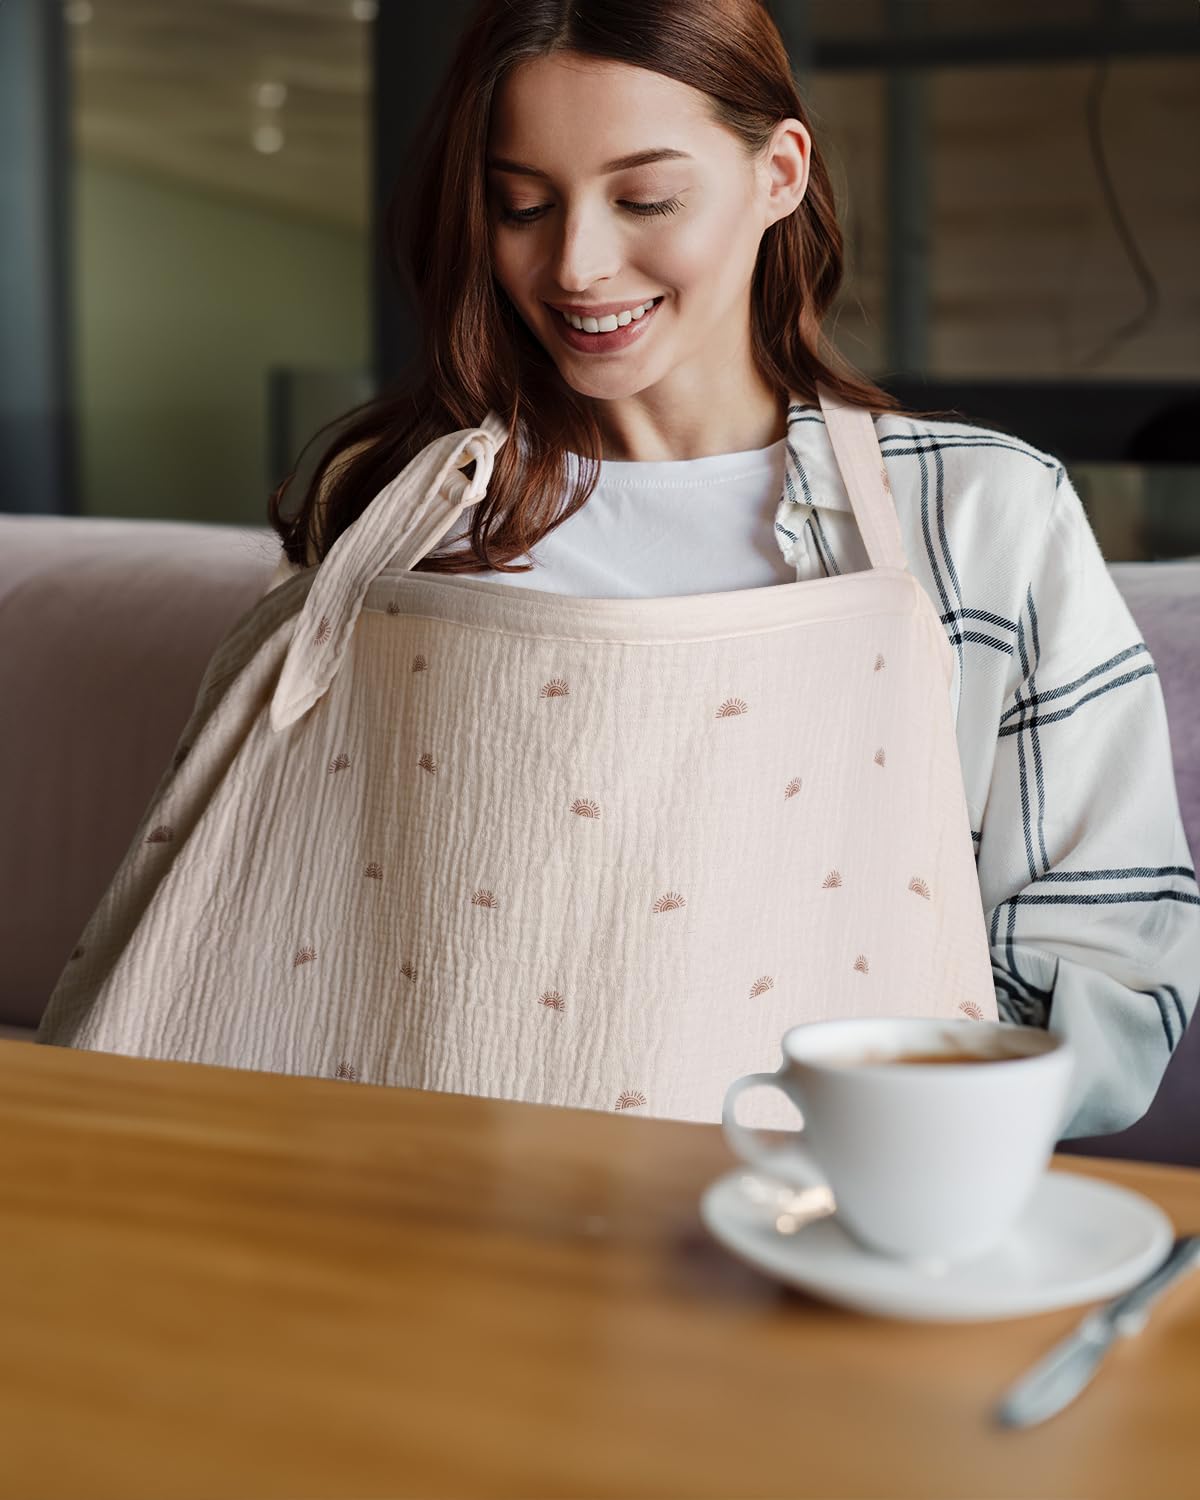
[974,466,1200,1140]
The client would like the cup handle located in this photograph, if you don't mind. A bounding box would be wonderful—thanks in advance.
[721,1069,830,1192]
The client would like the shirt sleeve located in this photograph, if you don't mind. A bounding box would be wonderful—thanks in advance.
[974,464,1200,1141]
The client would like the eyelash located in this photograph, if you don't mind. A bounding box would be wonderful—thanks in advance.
[498,197,683,227]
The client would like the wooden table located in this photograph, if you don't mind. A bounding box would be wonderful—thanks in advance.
[2,1038,1197,1500]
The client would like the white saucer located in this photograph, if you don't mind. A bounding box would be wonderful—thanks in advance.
[699,1162,1175,1322]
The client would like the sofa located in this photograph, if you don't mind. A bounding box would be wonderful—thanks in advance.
[3,513,1198,1165]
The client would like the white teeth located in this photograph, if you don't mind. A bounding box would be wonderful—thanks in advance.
[562,298,660,333]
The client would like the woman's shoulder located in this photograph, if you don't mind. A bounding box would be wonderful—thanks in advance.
[871,410,1066,547]
[859,412,1083,613]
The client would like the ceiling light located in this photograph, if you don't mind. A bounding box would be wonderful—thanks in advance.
[252,124,285,155]
[253,81,288,110]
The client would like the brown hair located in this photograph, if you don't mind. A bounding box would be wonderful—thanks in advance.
[268,0,957,576]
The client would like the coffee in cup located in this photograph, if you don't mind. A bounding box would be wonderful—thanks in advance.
[840,1048,1025,1067]
[722,1017,1074,1266]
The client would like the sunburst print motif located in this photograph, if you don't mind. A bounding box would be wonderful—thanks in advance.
[749,976,775,998]
[615,1091,647,1111]
[539,990,566,1011]
[540,678,569,698]
[821,869,843,889]
[364,863,383,880]
[874,747,886,767]
[400,961,417,981]
[145,825,174,844]
[908,876,931,899]
[327,753,350,775]
[783,777,803,800]
[652,891,687,913]
[874,653,885,671]
[385,601,401,615]
[334,1061,360,1081]
[293,945,317,967]
[715,697,748,718]
[412,653,428,672]
[471,889,499,909]
[958,1001,986,1020]
[314,615,331,646]
[853,954,870,974]
[417,752,437,775]
[570,798,601,819]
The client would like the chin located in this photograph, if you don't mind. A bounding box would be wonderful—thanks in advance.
[560,378,664,407]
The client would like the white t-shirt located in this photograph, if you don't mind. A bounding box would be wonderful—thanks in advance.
[434,439,796,597]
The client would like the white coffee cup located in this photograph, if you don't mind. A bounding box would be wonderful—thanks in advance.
[722,1017,1075,1266]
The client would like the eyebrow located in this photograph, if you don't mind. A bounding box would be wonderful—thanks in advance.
[485,147,693,179]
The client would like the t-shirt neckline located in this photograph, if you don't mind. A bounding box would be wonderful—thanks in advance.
[563,435,787,487]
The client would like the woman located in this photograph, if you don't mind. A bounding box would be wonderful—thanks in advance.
[44,0,1198,1141]
[268,0,1197,1141]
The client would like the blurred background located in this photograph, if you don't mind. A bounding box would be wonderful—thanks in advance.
[3,0,1198,558]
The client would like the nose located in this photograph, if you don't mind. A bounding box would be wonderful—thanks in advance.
[548,202,622,296]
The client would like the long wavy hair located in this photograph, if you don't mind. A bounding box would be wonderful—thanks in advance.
[268,0,955,576]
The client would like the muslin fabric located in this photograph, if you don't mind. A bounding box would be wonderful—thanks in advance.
[36,384,998,1130]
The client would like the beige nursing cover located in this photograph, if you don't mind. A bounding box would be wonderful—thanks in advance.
[36,384,997,1129]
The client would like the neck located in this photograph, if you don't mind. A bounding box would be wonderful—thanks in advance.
[589,378,788,463]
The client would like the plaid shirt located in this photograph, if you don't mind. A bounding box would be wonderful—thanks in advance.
[266,403,1200,1141]
[774,404,1199,1140]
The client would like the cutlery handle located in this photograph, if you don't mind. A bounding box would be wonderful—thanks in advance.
[993,1234,1200,1430]
[1106,1235,1200,1336]
[995,1331,1112,1428]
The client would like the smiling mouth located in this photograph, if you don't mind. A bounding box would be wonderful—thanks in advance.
[549,297,665,328]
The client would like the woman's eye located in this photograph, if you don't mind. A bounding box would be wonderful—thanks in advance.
[626,198,683,218]
[498,197,683,227]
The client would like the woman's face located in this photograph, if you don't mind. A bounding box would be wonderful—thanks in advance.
[485,52,809,409]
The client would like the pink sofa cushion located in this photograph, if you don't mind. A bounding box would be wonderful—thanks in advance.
[0,516,281,1029]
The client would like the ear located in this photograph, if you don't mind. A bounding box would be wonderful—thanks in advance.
[762,118,811,225]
